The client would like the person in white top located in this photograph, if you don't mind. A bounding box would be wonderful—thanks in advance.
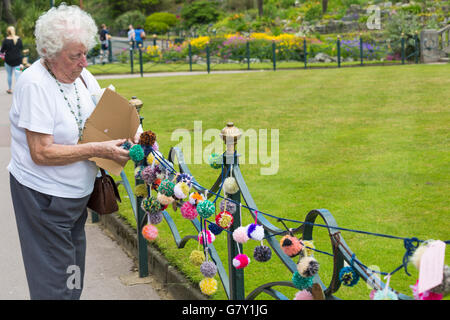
[8,4,138,300]
[127,24,135,48]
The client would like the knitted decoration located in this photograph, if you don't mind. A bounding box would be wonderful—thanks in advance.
[189,250,205,266]
[157,193,174,206]
[141,195,161,214]
[180,201,198,220]
[297,256,320,278]
[247,223,264,241]
[208,223,223,235]
[292,271,313,291]
[197,200,215,219]
[176,173,193,187]
[411,279,443,300]
[302,240,315,257]
[219,199,236,214]
[232,226,249,244]
[280,235,303,257]
[129,144,145,162]
[134,165,145,180]
[253,245,272,262]
[142,166,160,185]
[372,289,399,300]
[139,130,156,147]
[148,211,163,225]
[223,177,239,195]
[146,153,160,166]
[173,182,190,200]
[142,224,158,241]
[339,266,360,287]
[189,192,205,206]
[233,254,250,269]
[294,290,314,300]
[215,211,234,229]
[198,230,215,244]
[152,178,161,191]
[135,184,148,198]
[199,278,217,296]
[200,261,217,278]
[158,179,175,197]
[121,140,132,150]
[208,153,222,169]
[430,265,450,296]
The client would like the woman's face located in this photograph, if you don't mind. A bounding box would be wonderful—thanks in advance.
[51,42,88,83]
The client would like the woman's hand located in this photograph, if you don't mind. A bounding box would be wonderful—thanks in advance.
[93,139,130,165]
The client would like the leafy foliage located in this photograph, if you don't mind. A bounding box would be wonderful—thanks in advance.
[180,1,221,29]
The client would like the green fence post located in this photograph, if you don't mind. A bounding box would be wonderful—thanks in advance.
[337,35,341,68]
[206,43,210,74]
[272,40,276,71]
[129,41,134,74]
[303,38,307,69]
[414,31,419,64]
[189,43,193,72]
[138,43,144,77]
[401,33,405,65]
[136,177,149,278]
[360,34,364,66]
[246,40,250,70]
[153,34,157,47]
[108,39,113,63]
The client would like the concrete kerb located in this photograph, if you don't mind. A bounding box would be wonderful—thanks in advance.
[95,211,208,300]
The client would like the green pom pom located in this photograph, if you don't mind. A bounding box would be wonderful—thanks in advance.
[208,153,222,169]
[197,200,215,219]
[141,195,162,214]
[135,184,148,198]
[292,271,313,290]
[129,144,145,162]
[158,179,175,197]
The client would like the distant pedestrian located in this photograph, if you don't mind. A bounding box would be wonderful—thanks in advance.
[99,23,110,63]
[127,24,135,48]
[1,26,23,94]
[134,25,146,49]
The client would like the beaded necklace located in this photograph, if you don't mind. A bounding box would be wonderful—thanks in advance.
[44,60,84,140]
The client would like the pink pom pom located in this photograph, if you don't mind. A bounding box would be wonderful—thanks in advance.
[294,290,314,300]
[181,202,198,220]
[198,230,215,244]
[411,280,443,300]
[142,224,158,241]
[232,254,250,269]
[232,226,249,244]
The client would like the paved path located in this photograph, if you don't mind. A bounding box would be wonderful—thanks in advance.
[0,67,165,300]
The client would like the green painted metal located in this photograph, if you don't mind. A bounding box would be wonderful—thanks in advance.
[303,38,307,69]
[188,43,193,72]
[206,45,211,74]
[337,37,341,68]
[272,41,276,71]
[360,37,364,66]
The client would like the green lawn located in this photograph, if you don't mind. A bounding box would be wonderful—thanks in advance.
[99,64,450,300]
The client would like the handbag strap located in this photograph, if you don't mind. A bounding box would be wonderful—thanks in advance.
[79,74,88,89]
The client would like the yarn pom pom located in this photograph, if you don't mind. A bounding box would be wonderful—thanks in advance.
[180,202,198,220]
[208,153,222,169]
[189,192,205,206]
[148,211,163,225]
[134,184,148,198]
[292,271,313,290]
[141,195,161,214]
[197,200,215,219]
[301,240,315,257]
[142,224,158,241]
[297,256,320,278]
[139,130,157,147]
[173,182,190,200]
[253,245,272,262]
[372,289,399,300]
[198,230,215,244]
[215,211,234,229]
[339,266,359,287]
[157,193,174,206]
[411,280,443,300]
[294,290,314,300]
[200,261,217,278]
[158,179,175,197]
[208,223,223,235]
[121,140,132,150]
[141,166,159,185]
[146,153,160,166]
[200,278,217,296]
[129,144,145,163]
[233,254,250,269]
[280,235,303,257]
[134,165,145,180]
[247,223,264,241]
[219,199,236,214]
[176,173,193,187]
[223,177,239,195]
[189,250,205,266]
[232,226,249,244]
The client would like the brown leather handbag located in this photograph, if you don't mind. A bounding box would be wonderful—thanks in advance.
[87,168,121,215]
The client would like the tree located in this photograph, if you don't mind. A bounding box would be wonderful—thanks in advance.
[322,0,328,13]
[2,0,16,24]
[257,0,263,17]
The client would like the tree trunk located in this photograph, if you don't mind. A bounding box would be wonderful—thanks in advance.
[257,0,263,17]
[322,0,328,13]
[2,0,16,25]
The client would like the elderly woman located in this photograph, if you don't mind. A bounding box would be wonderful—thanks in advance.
[8,4,135,300]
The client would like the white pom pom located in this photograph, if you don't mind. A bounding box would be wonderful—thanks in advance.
[223,177,239,195]
[248,224,265,241]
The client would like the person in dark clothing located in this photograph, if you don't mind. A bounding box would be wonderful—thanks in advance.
[1,26,23,94]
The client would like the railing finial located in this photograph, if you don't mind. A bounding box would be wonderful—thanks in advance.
[220,122,242,155]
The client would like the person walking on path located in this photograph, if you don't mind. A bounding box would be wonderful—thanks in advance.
[1,26,23,94]
[99,23,110,64]
[127,24,135,49]
[7,4,141,300]
[134,25,145,49]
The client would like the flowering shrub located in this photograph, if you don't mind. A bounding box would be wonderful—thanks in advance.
[340,38,384,61]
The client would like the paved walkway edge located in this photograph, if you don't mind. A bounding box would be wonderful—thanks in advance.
[96,212,207,300]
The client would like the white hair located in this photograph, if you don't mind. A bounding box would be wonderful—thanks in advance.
[34,4,98,59]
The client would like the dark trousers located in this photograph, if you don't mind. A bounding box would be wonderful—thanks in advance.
[9,174,90,300]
